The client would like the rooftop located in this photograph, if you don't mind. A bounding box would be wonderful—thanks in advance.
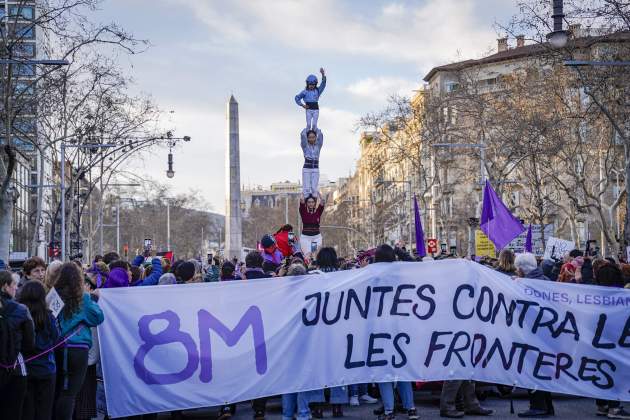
[423,31,630,82]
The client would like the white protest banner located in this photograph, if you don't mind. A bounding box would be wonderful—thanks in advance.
[543,237,575,260]
[45,287,64,318]
[98,261,630,418]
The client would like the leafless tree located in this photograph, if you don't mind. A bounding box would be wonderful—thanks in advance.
[0,0,150,261]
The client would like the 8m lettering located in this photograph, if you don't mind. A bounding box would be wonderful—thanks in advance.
[133,306,268,385]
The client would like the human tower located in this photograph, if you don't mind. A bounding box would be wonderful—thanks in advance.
[294,68,326,255]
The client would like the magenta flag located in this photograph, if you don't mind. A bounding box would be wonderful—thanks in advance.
[480,180,525,250]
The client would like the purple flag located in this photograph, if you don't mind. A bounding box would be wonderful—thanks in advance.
[480,180,525,250]
[525,224,533,252]
[414,195,426,257]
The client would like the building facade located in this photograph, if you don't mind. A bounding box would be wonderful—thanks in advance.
[326,28,630,257]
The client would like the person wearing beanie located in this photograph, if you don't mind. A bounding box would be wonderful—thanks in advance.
[175,261,196,283]
[261,234,283,273]
[104,268,130,289]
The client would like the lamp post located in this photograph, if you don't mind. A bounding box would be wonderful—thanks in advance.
[547,1,630,255]
[546,0,568,48]
[167,199,171,250]
[60,143,115,261]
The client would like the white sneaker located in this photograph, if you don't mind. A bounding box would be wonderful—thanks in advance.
[349,396,360,406]
[360,394,379,404]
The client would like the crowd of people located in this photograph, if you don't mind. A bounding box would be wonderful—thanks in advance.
[1,234,629,420]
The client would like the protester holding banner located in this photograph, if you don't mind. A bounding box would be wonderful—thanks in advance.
[18,280,60,420]
[592,264,630,419]
[0,270,35,419]
[440,381,493,418]
[280,263,327,420]
[370,245,419,420]
[53,262,104,419]
[513,253,555,418]
[305,247,351,417]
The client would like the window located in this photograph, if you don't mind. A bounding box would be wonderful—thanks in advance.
[445,82,459,92]
[14,118,36,134]
[13,42,35,57]
[15,80,35,96]
[13,24,35,39]
[8,6,34,20]
[16,64,35,77]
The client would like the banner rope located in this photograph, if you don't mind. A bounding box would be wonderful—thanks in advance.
[0,325,84,370]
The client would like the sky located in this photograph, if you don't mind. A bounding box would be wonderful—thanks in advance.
[95,0,518,214]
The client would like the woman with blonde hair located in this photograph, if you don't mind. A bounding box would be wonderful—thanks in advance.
[495,249,516,275]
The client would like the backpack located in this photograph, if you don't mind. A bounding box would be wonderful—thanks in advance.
[0,297,18,385]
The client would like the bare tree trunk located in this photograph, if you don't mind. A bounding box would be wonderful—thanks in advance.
[0,190,16,263]
[624,142,630,251]
[30,148,46,257]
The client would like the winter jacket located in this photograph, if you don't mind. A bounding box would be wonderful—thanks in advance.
[58,293,104,348]
[300,128,323,161]
[275,230,299,257]
[262,249,284,267]
[204,265,220,282]
[295,76,326,108]
[525,267,551,281]
[580,259,594,285]
[26,311,60,377]
[132,258,163,286]
[244,269,273,280]
[131,255,145,267]
[1,292,35,376]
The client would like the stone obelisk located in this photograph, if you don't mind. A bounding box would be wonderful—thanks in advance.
[225,95,242,260]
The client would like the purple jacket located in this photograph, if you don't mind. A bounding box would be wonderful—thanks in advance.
[262,249,283,266]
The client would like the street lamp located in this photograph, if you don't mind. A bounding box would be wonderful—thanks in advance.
[166,152,175,178]
[546,0,568,48]
[164,133,190,179]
